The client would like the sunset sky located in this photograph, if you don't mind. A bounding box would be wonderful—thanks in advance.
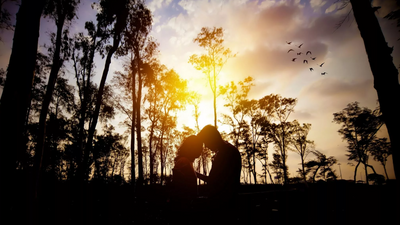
[1,0,399,181]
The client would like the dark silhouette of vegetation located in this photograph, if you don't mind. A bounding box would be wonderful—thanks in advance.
[0,0,17,34]
[291,120,313,183]
[0,1,398,224]
[0,0,45,175]
[333,102,382,183]
[369,137,392,180]
[34,0,79,200]
[305,150,338,183]
[349,0,400,192]
[84,0,130,182]
[263,94,297,185]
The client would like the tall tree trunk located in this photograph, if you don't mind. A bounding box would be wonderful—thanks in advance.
[266,164,274,184]
[149,127,154,184]
[76,28,98,177]
[353,161,360,183]
[382,163,389,180]
[34,17,65,199]
[253,144,257,184]
[130,57,136,188]
[281,127,289,185]
[0,1,44,224]
[350,0,400,218]
[83,39,119,180]
[301,156,307,182]
[160,129,165,184]
[135,50,144,186]
[0,0,44,174]
[364,161,368,184]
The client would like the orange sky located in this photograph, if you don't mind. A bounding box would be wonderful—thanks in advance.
[146,0,399,181]
[0,0,399,181]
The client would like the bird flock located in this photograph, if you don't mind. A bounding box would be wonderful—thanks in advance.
[286,41,328,75]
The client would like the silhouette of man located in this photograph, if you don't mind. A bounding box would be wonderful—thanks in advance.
[196,125,242,206]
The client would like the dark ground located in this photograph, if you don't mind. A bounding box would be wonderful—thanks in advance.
[3,177,397,225]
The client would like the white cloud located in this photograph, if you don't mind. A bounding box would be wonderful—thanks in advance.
[325,2,338,13]
[178,0,197,14]
[147,0,163,13]
[310,0,327,12]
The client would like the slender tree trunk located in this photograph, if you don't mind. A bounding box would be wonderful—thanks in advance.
[84,40,119,180]
[313,165,321,183]
[266,165,274,184]
[131,60,136,188]
[160,129,165,184]
[149,127,154,184]
[382,163,389,180]
[135,51,144,186]
[213,65,217,128]
[76,29,97,177]
[253,144,257,184]
[364,162,368,184]
[34,17,65,199]
[354,161,360,183]
[281,128,289,185]
[301,156,307,182]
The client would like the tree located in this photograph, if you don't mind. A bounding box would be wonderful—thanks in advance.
[220,76,254,148]
[243,97,269,184]
[269,153,284,184]
[71,23,100,182]
[306,150,337,183]
[220,76,255,183]
[369,137,392,180]
[116,0,153,186]
[333,102,382,183]
[291,120,314,183]
[84,0,130,181]
[257,129,274,184]
[189,27,235,128]
[34,0,79,199]
[349,0,400,186]
[261,94,297,184]
[156,69,190,184]
[143,63,164,184]
[0,0,45,176]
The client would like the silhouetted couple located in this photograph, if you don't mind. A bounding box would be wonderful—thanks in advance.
[170,125,242,224]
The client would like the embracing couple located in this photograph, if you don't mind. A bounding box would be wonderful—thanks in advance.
[170,125,242,223]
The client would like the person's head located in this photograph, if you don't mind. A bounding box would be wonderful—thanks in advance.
[176,135,203,162]
[197,125,224,153]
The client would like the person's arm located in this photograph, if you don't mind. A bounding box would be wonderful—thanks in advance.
[196,172,209,182]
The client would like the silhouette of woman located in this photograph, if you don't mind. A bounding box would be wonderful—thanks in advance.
[170,135,203,205]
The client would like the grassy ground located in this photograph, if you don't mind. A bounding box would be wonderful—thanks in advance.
[3,178,397,225]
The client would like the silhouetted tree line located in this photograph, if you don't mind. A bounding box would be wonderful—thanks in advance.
[0,1,399,223]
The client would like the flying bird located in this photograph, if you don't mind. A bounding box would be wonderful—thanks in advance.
[318,62,325,67]
[286,41,292,44]
[306,51,312,55]
[310,57,316,60]
[303,60,308,64]
[292,58,297,62]
[298,43,303,48]
[297,52,302,55]
[287,49,294,53]
[321,72,327,75]
[309,68,314,71]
